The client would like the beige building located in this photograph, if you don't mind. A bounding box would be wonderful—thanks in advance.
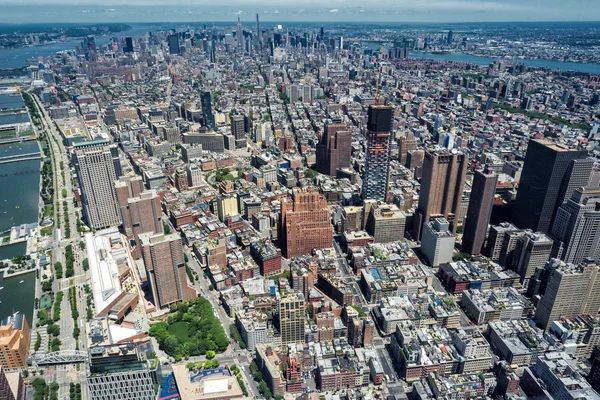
[0,313,30,369]
[365,202,406,243]
[279,293,305,345]
[535,259,600,331]
[217,195,238,222]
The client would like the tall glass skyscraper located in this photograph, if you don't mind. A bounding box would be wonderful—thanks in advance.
[361,104,393,201]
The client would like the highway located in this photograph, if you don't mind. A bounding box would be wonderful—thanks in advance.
[31,93,91,399]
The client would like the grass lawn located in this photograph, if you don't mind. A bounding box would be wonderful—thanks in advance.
[168,321,190,342]
[0,128,16,139]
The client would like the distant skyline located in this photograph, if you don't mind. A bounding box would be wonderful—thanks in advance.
[0,1,599,24]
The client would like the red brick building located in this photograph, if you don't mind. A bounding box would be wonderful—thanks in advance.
[278,189,333,258]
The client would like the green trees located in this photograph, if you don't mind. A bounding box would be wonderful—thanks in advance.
[34,332,41,351]
[149,297,229,360]
[82,258,89,271]
[54,262,63,279]
[258,381,272,399]
[229,325,247,349]
[163,221,171,235]
[65,245,75,277]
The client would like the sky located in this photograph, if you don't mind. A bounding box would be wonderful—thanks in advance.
[0,0,599,24]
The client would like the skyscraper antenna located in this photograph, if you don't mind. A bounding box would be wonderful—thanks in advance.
[375,72,380,105]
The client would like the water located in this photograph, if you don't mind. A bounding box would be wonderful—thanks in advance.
[0,141,41,244]
[0,25,157,69]
[408,51,600,75]
[0,269,36,327]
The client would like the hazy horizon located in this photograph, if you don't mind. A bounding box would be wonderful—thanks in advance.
[0,1,599,24]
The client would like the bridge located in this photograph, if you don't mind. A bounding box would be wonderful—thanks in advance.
[0,152,41,164]
[29,350,88,366]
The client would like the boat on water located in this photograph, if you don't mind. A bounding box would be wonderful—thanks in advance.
[0,286,4,290]
[19,280,24,284]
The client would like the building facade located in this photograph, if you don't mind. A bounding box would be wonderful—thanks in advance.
[462,168,498,255]
[74,140,122,230]
[511,139,590,233]
[362,105,393,201]
[414,148,468,241]
[139,232,195,309]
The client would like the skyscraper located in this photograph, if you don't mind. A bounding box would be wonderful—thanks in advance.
[414,148,469,241]
[124,37,134,53]
[511,231,553,285]
[362,104,393,201]
[0,313,30,370]
[316,122,352,176]
[398,131,417,167]
[74,140,122,230]
[139,232,195,309]
[551,187,600,264]
[278,188,333,258]
[168,34,180,55]
[201,91,214,129]
[237,16,243,52]
[535,259,600,331]
[115,176,163,259]
[231,114,247,148]
[0,367,24,400]
[511,139,590,233]
[462,167,498,255]
[279,293,305,344]
[87,343,160,400]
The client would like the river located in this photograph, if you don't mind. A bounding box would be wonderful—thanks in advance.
[0,270,35,326]
[408,51,600,75]
[0,25,160,69]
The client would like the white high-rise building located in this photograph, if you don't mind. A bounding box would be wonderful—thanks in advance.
[551,187,600,264]
[74,140,121,230]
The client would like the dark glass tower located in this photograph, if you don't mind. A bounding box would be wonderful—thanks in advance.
[201,91,214,129]
[462,167,498,255]
[361,105,392,201]
[511,139,589,233]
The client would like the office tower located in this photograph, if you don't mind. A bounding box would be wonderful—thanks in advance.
[201,91,214,129]
[279,293,305,344]
[74,140,121,230]
[87,343,160,400]
[511,231,553,285]
[362,104,393,201]
[485,222,519,260]
[316,122,352,176]
[421,217,456,267]
[511,139,590,234]
[231,114,247,148]
[237,16,243,51]
[0,313,30,369]
[535,259,600,331]
[168,34,180,55]
[414,148,469,241]
[124,37,134,53]
[365,203,406,243]
[447,30,453,45]
[587,346,600,393]
[278,188,333,258]
[462,168,498,255]
[551,187,600,264]
[256,13,260,39]
[139,232,194,309]
[217,195,239,222]
[115,176,163,259]
[0,367,24,400]
[398,131,417,166]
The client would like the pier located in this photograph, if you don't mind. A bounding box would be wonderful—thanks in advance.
[0,151,41,164]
